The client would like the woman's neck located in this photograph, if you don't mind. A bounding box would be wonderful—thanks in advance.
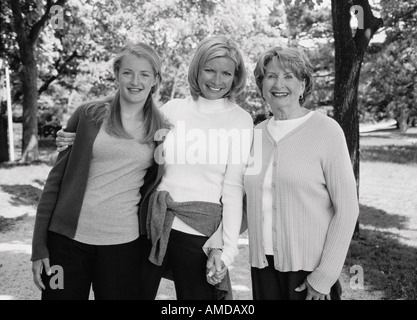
[195,96,229,114]
[273,105,309,120]
[120,102,145,122]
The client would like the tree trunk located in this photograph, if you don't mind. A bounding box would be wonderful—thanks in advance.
[397,108,410,133]
[331,0,383,237]
[0,102,9,162]
[19,49,39,162]
[9,0,68,163]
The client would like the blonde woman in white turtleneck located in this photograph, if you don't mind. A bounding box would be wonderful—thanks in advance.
[244,46,359,300]
[138,36,253,300]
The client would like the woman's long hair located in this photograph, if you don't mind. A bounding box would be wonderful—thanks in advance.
[82,43,171,144]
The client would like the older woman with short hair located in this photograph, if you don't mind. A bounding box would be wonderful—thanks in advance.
[244,46,359,300]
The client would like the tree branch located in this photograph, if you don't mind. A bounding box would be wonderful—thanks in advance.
[9,0,27,50]
[27,0,52,45]
[368,5,417,52]
[379,5,417,32]
[38,49,79,95]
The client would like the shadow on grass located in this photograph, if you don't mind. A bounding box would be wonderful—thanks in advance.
[0,184,41,207]
[0,139,57,169]
[360,130,417,140]
[360,145,417,164]
[347,204,417,299]
[0,158,55,169]
[346,228,417,300]
[0,214,29,233]
[359,204,409,230]
[33,179,46,187]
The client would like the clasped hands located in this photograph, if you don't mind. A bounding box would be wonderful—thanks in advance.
[206,248,227,286]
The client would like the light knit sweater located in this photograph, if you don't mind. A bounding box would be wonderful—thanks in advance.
[157,96,254,267]
[262,112,314,254]
[74,123,154,245]
[244,111,359,294]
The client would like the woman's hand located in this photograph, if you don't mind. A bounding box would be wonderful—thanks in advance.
[206,248,227,286]
[31,258,51,291]
[56,129,76,152]
[295,278,331,300]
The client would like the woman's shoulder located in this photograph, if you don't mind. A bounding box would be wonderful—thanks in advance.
[67,104,89,121]
[227,101,254,125]
[254,117,270,129]
[159,97,192,114]
[309,111,346,143]
[162,97,192,107]
[311,111,342,130]
[73,104,89,115]
[64,105,91,131]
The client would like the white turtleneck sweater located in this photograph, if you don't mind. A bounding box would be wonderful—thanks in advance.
[157,96,254,267]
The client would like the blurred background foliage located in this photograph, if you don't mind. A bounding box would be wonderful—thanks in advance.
[0,0,416,138]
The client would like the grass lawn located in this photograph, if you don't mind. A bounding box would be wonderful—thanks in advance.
[0,125,416,300]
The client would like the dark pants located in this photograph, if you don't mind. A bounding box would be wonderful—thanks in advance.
[139,229,218,300]
[251,255,342,300]
[41,231,142,300]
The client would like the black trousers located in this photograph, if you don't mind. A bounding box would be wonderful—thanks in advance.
[139,229,218,300]
[41,231,142,300]
[251,255,342,300]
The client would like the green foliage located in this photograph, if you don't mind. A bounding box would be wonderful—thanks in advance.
[4,0,414,130]
[2,0,337,125]
[360,0,417,130]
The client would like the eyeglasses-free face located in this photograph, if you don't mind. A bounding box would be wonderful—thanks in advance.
[262,59,305,111]
[117,54,156,108]
[198,57,236,100]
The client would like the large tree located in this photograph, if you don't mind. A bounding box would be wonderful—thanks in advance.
[332,0,383,235]
[7,0,67,162]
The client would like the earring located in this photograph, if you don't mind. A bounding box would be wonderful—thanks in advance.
[299,94,303,100]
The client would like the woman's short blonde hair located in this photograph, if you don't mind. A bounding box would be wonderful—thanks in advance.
[188,36,247,101]
[254,46,314,106]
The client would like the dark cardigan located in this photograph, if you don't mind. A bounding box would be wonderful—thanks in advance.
[31,105,163,261]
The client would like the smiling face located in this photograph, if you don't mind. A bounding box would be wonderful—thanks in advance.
[117,54,156,108]
[197,57,236,100]
[262,58,305,112]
